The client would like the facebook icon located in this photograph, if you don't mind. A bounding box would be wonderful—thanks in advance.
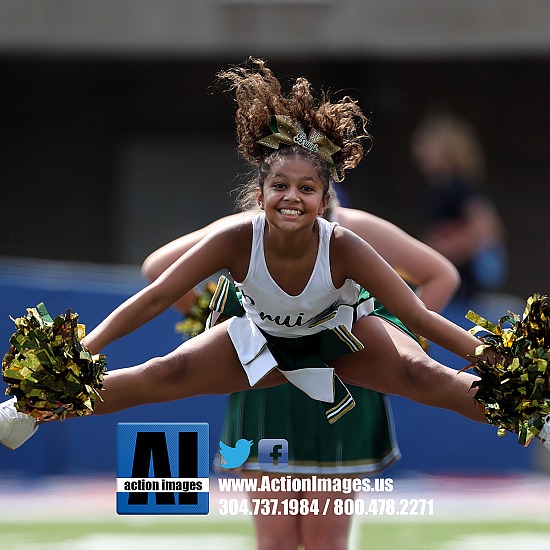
[258,438,289,470]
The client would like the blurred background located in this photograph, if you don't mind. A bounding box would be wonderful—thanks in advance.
[1,0,550,479]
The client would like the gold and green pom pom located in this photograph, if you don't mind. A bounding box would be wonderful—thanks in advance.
[2,303,107,421]
[175,281,224,339]
[466,293,550,446]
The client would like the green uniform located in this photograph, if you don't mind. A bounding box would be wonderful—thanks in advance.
[214,294,418,474]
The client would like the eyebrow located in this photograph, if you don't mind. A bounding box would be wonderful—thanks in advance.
[272,172,317,182]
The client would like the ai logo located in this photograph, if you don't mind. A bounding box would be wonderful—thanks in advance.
[116,423,209,515]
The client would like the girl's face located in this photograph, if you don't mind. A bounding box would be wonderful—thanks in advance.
[256,157,330,231]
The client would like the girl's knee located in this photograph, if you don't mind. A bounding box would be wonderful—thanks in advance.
[403,352,433,381]
[400,351,471,408]
[141,353,190,397]
[299,496,350,550]
[301,518,350,550]
[254,520,300,550]
[257,533,299,550]
[398,352,443,399]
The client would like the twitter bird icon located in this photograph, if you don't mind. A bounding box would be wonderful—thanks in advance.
[219,439,254,468]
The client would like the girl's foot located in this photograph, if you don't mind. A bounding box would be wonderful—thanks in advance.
[0,398,38,450]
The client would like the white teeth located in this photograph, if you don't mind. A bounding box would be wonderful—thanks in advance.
[280,209,302,216]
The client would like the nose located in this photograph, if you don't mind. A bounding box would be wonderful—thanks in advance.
[284,186,299,202]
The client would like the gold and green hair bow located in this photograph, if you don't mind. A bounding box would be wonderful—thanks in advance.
[257,115,343,182]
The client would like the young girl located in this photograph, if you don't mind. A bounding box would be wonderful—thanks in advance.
[141,197,461,550]
[1,58,547,455]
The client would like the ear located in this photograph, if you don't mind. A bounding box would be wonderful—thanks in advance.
[255,187,264,209]
[317,193,331,216]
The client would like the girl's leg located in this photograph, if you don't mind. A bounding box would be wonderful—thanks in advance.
[1,321,284,448]
[299,488,352,550]
[242,473,351,550]
[94,321,285,415]
[242,473,301,550]
[332,316,486,423]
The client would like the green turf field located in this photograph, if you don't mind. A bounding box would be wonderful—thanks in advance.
[2,518,550,549]
[2,473,549,549]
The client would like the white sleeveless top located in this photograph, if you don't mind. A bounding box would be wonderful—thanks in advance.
[234,213,360,339]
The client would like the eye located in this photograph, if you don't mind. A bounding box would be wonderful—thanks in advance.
[301,185,315,193]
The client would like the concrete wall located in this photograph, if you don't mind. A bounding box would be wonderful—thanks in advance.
[1,1,550,57]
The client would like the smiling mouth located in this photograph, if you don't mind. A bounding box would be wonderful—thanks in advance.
[279,208,303,217]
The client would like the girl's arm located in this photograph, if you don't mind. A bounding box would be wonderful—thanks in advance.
[332,227,482,360]
[142,212,253,280]
[333,207,460,312]
[143,207,458,315]
[141,213,254,314]
[82,222,249,354]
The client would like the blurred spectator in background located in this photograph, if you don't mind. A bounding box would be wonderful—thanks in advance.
[410,113,508,300]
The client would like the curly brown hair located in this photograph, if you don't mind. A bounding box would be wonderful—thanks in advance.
[217,58,372,209]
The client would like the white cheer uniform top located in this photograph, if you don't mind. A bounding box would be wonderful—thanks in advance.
[225,212,371,404]
[234,212,359,337]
